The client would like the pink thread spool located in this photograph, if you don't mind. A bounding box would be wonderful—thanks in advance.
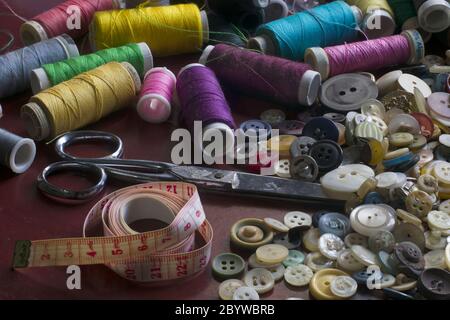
[137,67,176,123]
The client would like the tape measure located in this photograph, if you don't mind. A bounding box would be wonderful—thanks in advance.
[12,182,213,283]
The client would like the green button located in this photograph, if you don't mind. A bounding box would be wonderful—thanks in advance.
[212,253,246,280]
[282,250,306,267]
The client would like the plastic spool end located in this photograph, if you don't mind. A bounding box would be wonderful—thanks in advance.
[20,102,51,142]
[20,20,48,45]
[121,62,142,93]
[254,0,270,8]
[401,17,432,43]
[264,0,289,22]
[247,35,275,54]
[298,70,321,107]
[30,68,51,94]
[401,29,425,65]
[304,47,330,80]
[137,42,154,76]
[200,122,235,160]
[9,137,36,174]
[362,9,396,39]
[350,5,363,25]
[199,45,215,65]
[200,10,210,44]
[417,0,450,33]
[55,34,79,58]
[178,63,205,77]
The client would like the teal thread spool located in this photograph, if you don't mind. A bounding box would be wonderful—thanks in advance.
[30,43,153,93]
[248,1,362,61]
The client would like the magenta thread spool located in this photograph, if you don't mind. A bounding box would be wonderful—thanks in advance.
[137,67,176,123]
[177,63,236,159]
[199,44,321,108]
[305,29,424,80]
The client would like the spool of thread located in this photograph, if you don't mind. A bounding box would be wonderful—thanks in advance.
[30,43,152,93]
[207,13,247,47]
[126,0,170,7]
[90,4,209,57]
[209,0,267,30]
[248,1,362,61]
[199,44,321,107]
[177,64,236,159]
[21,62,141,141]
[413,0,450,33]
[346,0,396,38]
[305,29,424,79]
[0,34,79,99]
[137,67,176,123]
[387,0,418,27]
[0,128,36,174]
[264,0,289,22]
[20,0,118,45]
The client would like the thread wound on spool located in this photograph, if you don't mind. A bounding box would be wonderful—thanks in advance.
[388,0,417,26]
[22,62,139,141]
[91,4,205,56]
[200,44,320,107]
[254,1,359,60]
[0,128,36,174]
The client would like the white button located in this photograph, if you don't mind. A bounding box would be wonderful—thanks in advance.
[350,245,378,266]
[233,286,260,300]
[219,279,244,300]
[375,172,398,189]
[337,249,365,272]
[439,134,450,147]
[266,264,285,282]
[243,268,275,294]
[361,99,386,120]
[427,210,450,231]
[275,159,291,178]
[303,228,321,252]
[388,114,420,135]
[330,276,358,298]
[305,252,335,272]
[350,204,396,236]
[438,200,450,213]
[378,274,396,288]
[321,164,375,196]
[424,249,446,269]
[367,115,388,136]
[284,264,314,286]
[283,211,312,228]
[397,73,432,98]
[319,233,345,260]
[344,233,369,248]
[425,231,447,250]
[432,162,450,185]
[445,243,450,270]
[264,217,289,232]
[256,244,289,264]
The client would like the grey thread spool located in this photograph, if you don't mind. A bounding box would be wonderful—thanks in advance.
[0,34,79,99]
[0,128,36,174]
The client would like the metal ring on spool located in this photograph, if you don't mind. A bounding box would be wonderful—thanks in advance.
[230,218,274,250]
[55,130,123,161]
[37,161,107,202]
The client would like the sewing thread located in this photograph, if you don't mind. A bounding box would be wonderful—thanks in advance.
[387,0,417,26]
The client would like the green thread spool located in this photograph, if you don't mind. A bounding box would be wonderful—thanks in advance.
[30,43,153,93]
[387,0,417,27]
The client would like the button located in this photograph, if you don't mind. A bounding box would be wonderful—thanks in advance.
[318,233,345,260]
[219,279,244,300]
[396,209,423,227]
[268,135,297,159]
[273,232,301,250]
[282,250,305,267]
[382,90,416,114]
[344,233,369,248]
[274,159,291,178]
[237,225,265,243]
[323,112,346,123]
[350,245,378,266]
[360,138,385,166]
[427,210,450,231]
[361,99,386,119]
[330,275,358,298]
[405,190,433,219]
[388,114,421,135]
[350,204,396,237]
[256,244,289,264]
[320,73,378,112]
[248,253,279,269]
[288,225,308,242]
[243,268,275,294]
[284,264,314,287]
[433,162,450,185]
[383,152,415,169]
[426,92,450,118]
[290,136,317,158]
[230,218,274,250]
[309,268,350,300]
[389,153,420,172]
[440,200,450,213]
[302,117,339,142]
[424,250,446,269]
[312,210,329,227]
[305,252,335,272]
[275,120,305,136]
[397,73,432,98]
[321,164,375,199]
[440,134,450,147]
[302,228,320,252]
[284,211,312,229]
[289,155,318,181]
[212,253,246,280]
[446,243,450,270]
[394,242,425,278]
[260,109,286,125]
[342,145,363,165]
[417,149,434,166]
[368,230,396,253]
[354,121,383,142]
[382,288,414,300]
[352,268,383,287]
[318,212,351,238]
[418,268,450,300]
[417,174,439,194]
[356,177,378,199]
[376,70,402,97]
[378,274,396,289]
[266,264,285,282]
[240,119,272,141]
[233,286,260,300]
[367,116,388,136]
[375,172,399,189]
[389,132,414,147]
[384,148,409,160]
[425,231,447,250]
[434,145,450,162]
[263,217,289,233]
[409,134,427,150]
[337,249,365,272]
[393,223,426,251]
[410,112,434,139]
[377,250,399,275]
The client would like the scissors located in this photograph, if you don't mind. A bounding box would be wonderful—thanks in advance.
[38,131,345,206]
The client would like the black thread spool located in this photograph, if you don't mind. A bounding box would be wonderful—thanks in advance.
[208,0,267,31]
[207,13,247,47]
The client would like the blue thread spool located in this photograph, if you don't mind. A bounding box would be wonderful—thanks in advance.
[248,1,362,61]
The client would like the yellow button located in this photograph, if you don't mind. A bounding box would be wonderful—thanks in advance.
[309,268,349,300]
[389,132,414,147]
[256,244,289,264]
[268,135,297,159]
[367,138,385,166]
[237,225,264,243]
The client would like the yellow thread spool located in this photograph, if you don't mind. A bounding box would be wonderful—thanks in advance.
[90,4,209,57]
[21,62,141,141]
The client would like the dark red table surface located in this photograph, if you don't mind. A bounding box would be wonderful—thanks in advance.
[0,1,384,300]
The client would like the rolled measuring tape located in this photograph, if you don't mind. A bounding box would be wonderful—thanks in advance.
[12,182,213,283]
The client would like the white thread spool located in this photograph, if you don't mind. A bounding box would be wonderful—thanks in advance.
[415,0,450,33]
[0,128,36,174]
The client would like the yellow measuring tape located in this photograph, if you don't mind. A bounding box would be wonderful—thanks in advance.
[12,182,213,283]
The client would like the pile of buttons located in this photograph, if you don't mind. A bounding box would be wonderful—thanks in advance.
[214,56,450,300]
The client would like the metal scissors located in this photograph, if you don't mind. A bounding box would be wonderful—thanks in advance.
[38,131,345,206]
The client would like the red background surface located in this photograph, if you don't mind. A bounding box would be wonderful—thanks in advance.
[0,0,379,299]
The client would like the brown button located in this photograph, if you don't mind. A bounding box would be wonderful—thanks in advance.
[394,242,425,279]
[393,223,426,251]
[418,268,450,300]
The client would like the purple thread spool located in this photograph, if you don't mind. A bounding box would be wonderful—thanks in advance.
[199,44,321,108]
[177,63,236,159]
